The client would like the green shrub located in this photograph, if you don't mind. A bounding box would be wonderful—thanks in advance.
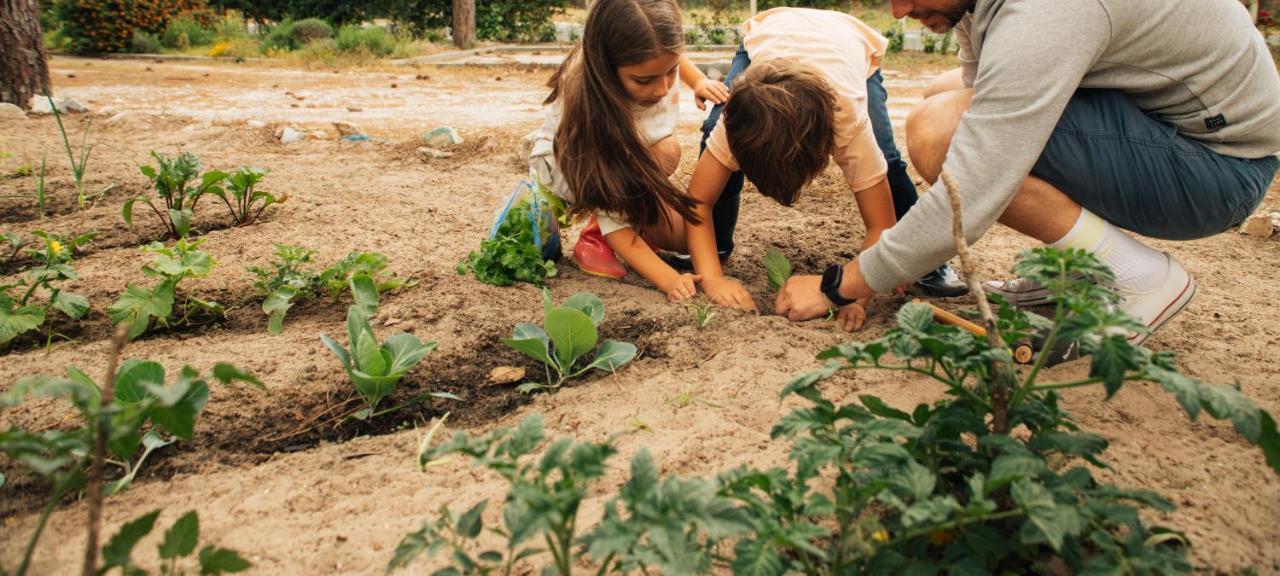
[335,24,396,57]
[130,30,163,53]
[289,17,333,43]
[382,0,565,42]
[162,16,215,48]
[53,0,208,54]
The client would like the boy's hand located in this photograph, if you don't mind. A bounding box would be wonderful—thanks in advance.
[659,273,702,303]
[835,297,872,332]
[693,79,730,111]
[703,275,756,311]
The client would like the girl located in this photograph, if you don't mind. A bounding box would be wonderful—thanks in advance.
[528,0,729,301]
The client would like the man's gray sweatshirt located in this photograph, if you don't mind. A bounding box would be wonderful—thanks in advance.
[858,0,1280,293]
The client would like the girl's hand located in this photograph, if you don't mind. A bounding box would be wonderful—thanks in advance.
[693,79,730,110]
[835,297,872,332]
[660,273,702,303]
[703,275,756,312]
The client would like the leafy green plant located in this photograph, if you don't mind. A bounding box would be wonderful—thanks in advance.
[0,358,261,576]
[763,247,792,292]
[47,95,95,208]
[205,166,285,226]
[98,509,251,576]
[124,151,229,239]
[319,250,409,298]
[0,230,93,349]
[249,247,410,334]
[458,182,565,287]
[321,305,445,421]
[31,155,47,219]
[394,413,749,575]
[502,289,637,394]
[109,238,224,339]
[2,231,33,262]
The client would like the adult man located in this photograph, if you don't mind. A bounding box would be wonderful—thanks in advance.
[778,0,1280,345]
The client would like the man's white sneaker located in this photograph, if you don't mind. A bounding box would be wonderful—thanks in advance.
[1117,253,1197,347]
[984,277,1055,307]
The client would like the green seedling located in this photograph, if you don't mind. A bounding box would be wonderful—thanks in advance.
[207,166,286,226]
[393,415,748,575]
[47,95,95,208]
[98,510,251,576]
[763,246,792,292]
[502,289,638,394]
[321,305,447,421]
[109,238,224,339]
[319,250,410,298]
[690,300,716,329]
[32,155,47,219]
[0,360,261,576]
[250,244,321,334]
[2,231,32,262]
[124,151,228,239]
[0,230,93,349]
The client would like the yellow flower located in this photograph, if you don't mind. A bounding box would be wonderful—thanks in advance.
[872,530,890,543]
[49,240,64,256]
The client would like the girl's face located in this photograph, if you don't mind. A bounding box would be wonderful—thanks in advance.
[616,51,681,107]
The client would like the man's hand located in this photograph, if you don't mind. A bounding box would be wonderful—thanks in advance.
[659,272,702,303]
[702,275,756,311]
[835,297,872,332]
[775,275,834,322]
[693,79,730,111]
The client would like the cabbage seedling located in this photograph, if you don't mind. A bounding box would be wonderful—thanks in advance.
[124,152,228,239]
[321,306,444,420]
[764,247,792,292]
[206,166,286,226]
[502,289,637,394]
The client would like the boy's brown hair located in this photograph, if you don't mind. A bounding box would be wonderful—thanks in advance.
[724,59,838,206]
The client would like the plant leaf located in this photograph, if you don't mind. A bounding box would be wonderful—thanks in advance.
[51,291,90,319]
[320,334,352,372]
[562,293,605,327]
[0,301,44,345]
[763,248,792,292]
[114,359,165,404]
[102,509,161,568]
[159,511,200,560]
[263,285,298,334]
[349,273,379,316]
[503,323,553,368]
[211,364,266,390]
[198,545,252,575]
[582,340,637,374]
[384,334,435,375]
[545,307,597,372]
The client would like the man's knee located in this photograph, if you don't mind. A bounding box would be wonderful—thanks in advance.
[906,89,973,183]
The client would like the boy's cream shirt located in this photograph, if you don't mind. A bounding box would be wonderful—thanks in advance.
[705,8,889,193]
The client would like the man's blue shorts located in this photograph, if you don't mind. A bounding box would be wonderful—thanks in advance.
[1032,90,1279,241]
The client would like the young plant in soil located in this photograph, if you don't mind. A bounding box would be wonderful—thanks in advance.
[249,246,410,334]
[763,246,792,292]
[690,300,716,330]
[321,305,448,421]
[124,152,228,239]
[398,249,1280,575]
[0,339,262,576]
[47,95,95,208]
[109,237,224,339]
[502,289,638,394]
[2,231,33,262]
[0,230,94,349]
[206,166,286,226]
[96,509,251,576]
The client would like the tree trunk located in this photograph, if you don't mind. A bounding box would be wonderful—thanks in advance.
[453,0,476,50]
[0,0,52,109]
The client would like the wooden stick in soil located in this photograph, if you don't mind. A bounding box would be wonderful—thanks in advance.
[939,172,1018,433]
[82,325,130,576]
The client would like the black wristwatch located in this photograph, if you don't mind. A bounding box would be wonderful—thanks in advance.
[820,264,856,307]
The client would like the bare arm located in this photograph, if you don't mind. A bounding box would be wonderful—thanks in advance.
[678,54,729,110]
[852,175,897,250]
[605,228,698,302]
[685,153,756,311]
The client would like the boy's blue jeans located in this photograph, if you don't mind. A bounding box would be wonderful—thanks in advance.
[699,45,921,257]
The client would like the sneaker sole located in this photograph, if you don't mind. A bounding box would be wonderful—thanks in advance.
[1128,274,1197,347]
[987,287,1054,307]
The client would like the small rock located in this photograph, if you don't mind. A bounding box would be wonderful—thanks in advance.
[417,146,452,159]
[415,74,431,80]
[333,121,363,136]
[390,83,398,89]
[310,130,331,140]
[27,97,54,114]
[276,126,305,144]
[422,126,463,147]
[346,106,362,112]
[59,98,88,113]
[246,119,267,128]
[489,367,526,385]
[1240,214,1275,238]
[397,321,416,333]
[67,73,76,79]
[0,103,25,119]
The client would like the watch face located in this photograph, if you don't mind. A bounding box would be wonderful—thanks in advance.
[821,265,841,291]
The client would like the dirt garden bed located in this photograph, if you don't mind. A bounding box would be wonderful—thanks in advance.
[1,56,1278,574]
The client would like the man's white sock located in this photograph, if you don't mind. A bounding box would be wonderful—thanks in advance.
[1049,208,1169,293]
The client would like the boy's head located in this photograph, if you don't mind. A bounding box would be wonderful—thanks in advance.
[724,59,837,207]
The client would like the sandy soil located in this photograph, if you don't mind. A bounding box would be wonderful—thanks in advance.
[1,56,1278,575]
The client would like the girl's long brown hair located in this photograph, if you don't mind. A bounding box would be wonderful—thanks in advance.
[544,0,700,233]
